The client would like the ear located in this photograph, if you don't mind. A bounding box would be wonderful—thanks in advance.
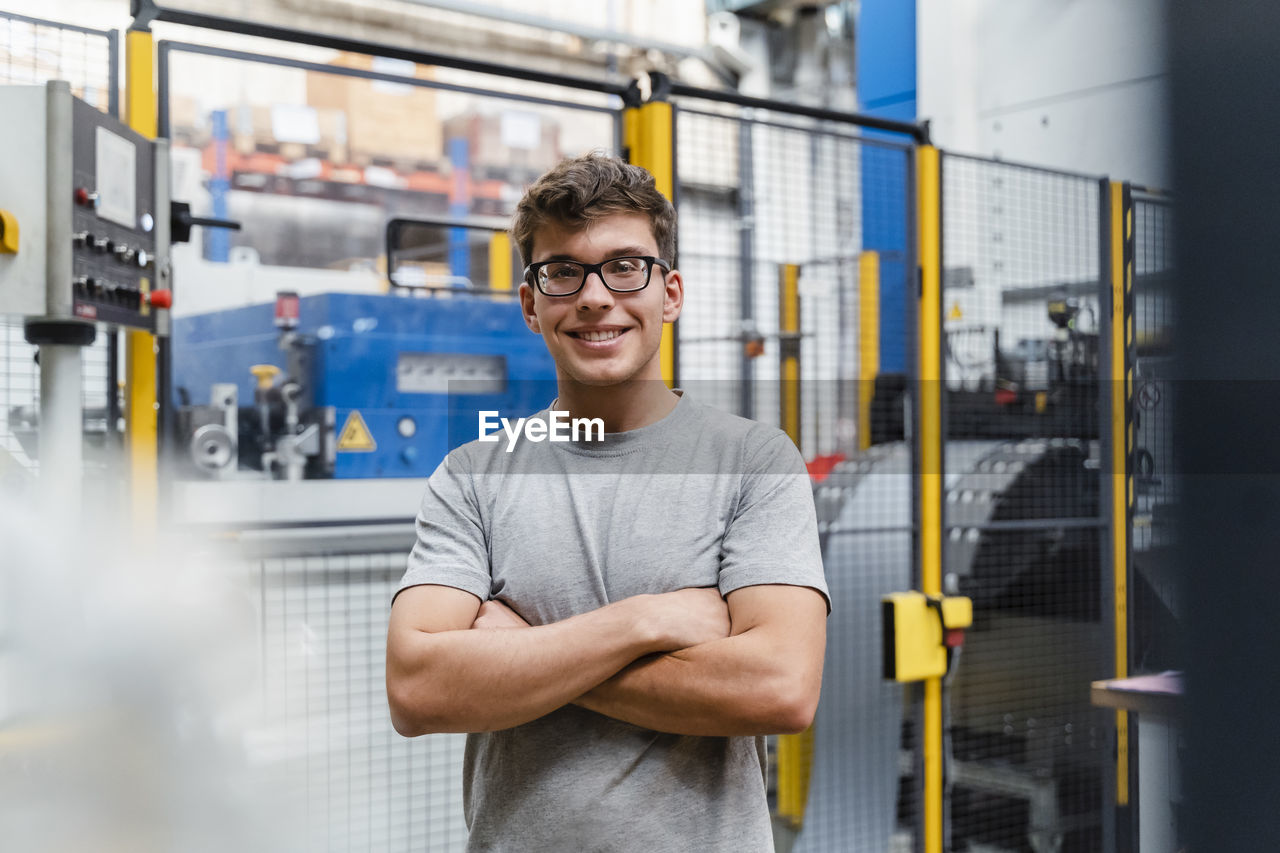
[661,267,684,324]
[519,282,541,334]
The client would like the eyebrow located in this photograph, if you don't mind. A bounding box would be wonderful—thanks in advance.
[540,246,653,262]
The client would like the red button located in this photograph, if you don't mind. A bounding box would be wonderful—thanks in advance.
[74,187,90,206]
[147,289,172,309]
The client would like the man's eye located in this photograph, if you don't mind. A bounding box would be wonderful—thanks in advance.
[608,259,641,273]
[547,265,581,279]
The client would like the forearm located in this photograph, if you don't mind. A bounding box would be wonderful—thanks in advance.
[389,599,659,735]
[574,628,819,737]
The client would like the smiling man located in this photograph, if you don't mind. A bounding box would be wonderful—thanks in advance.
[386,153,829,852]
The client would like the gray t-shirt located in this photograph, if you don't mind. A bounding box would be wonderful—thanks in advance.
[396,393,829,852]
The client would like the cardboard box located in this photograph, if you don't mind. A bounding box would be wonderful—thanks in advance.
[306,52,441,165]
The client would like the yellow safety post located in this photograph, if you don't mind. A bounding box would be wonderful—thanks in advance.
[623,98,676,387]
[858,251,880,451]
[489,230,513,291]
[774,261,811,827]
[1109,181,1133,806]
[778,264,802,448]
[916,144,944,853]
[125,27,158,537]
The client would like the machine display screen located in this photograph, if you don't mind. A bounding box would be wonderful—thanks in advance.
[396,352,507,394]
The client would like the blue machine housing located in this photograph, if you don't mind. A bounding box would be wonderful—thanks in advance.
[172,292,558,478]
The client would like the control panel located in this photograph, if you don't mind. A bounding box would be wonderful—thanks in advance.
[68,97,161,329]
[0,82,168,331]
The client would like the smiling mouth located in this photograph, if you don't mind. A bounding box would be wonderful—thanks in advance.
[569,329,627,342]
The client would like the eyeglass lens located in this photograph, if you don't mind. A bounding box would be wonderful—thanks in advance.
[538,257,651,294]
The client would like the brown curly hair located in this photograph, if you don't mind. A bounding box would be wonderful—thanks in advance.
[511,152,677,271]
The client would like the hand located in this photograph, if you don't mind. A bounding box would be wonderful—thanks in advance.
[644,587,731,651]
[472,598,532,630]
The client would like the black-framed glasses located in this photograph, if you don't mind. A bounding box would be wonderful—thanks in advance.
[524,256,671,297]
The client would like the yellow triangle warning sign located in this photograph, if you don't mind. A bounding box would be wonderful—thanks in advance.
[948,301,964,321]
[337,410,377,452]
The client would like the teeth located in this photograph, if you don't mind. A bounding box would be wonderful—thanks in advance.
[578,330,622,342]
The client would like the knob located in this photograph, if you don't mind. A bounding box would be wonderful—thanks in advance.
[92,237,111,254]
[135,249,150,268]
[113,244,134,263]
[72,231,89,248]
[74,188,99,207]
[250,364,281,390]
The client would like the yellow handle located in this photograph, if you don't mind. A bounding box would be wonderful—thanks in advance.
[0,210,18,254]
[250,364,281,390]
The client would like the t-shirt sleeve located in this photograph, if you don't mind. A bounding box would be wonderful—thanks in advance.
[393,450,492,605]
[718,432,831,611]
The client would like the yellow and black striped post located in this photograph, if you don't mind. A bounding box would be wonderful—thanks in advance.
[623,92,676,387]
[916,144,944,853]
[858,250,881,451]
[125,26,158,538]
[1108,180,1135,807]
[778,263,802,449]
[774,260,811,827]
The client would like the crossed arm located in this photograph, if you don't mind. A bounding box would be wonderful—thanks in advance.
[385,583,827,737]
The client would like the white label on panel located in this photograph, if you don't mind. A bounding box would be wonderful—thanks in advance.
[95,126,136,228]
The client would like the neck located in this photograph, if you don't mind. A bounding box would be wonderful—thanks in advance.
[553,378,679,433]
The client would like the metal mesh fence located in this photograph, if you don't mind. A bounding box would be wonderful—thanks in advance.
[674,99,917,852]
[942,153,1111,853]
[1130,194,1178,675]
[255,547,467,852]
[0,12,117,482]
[674,105,911,455]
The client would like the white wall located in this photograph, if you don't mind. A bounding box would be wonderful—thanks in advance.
[919,0,1170,188]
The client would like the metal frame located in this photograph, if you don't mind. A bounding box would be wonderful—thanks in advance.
[156,40,624,140]
[668,79,929,143]
[677,103,919,151]
[134,0,631,99]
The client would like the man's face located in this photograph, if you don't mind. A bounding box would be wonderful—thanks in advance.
[519,212,683,388]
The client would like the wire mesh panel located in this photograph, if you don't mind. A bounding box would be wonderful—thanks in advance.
[1130,194,1177,675]
[673,98,917,852]
[673,104,912,454]
[257,548,467,853]
[942,153,1110,853]
[0,12,118,481]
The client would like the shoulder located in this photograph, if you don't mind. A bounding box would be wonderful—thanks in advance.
[683,397,802,472]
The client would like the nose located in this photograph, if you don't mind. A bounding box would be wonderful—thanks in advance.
[575,269,614,311]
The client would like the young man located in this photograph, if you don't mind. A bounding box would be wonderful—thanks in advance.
[386,153,829,851]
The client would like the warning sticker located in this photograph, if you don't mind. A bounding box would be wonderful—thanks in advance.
[337,411,377,452]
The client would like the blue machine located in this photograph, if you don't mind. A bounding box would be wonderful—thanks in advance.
[172,292,557,479]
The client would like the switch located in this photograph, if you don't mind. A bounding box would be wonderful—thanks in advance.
[92,237,111,254]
